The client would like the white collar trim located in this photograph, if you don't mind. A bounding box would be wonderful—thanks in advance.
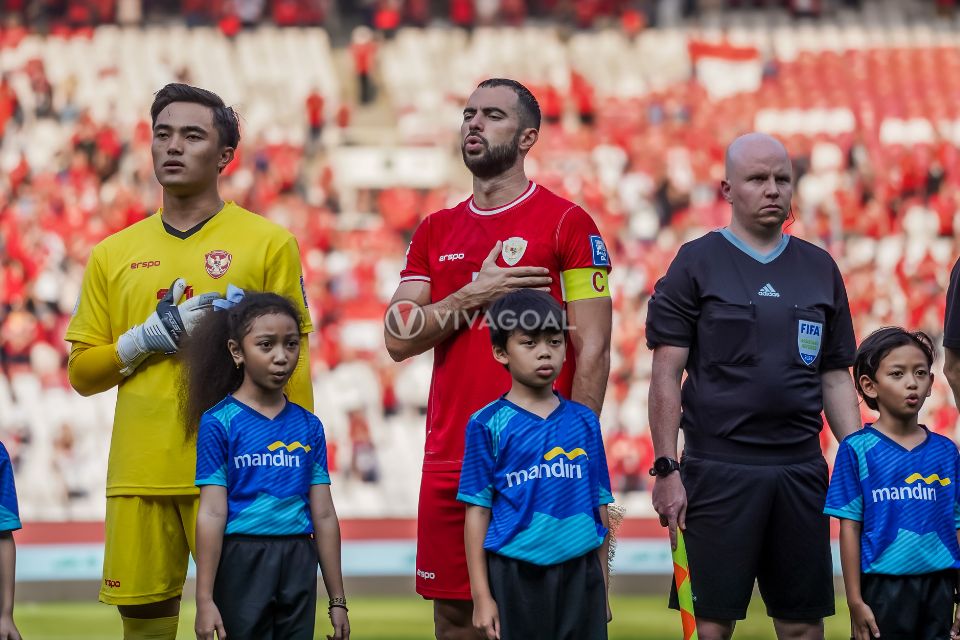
[469,181,537,215]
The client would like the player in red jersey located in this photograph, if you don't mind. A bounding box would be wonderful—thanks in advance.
[384,78,613,639]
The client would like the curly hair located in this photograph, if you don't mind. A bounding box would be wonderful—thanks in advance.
[179,292,301,438]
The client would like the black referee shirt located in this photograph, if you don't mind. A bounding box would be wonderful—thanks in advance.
[646,229,856,464]
[945,258,960,350]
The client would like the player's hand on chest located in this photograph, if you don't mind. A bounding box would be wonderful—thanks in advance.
[433,236,557,291]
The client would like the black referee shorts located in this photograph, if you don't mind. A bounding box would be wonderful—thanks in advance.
[488,550,608,640]
[668,454,834,621]
[861,570,957,640]
[213,534,319,640]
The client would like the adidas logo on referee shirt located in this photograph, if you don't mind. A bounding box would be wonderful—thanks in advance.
[758,283,780,297]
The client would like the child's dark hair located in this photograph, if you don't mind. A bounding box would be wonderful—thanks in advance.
[853,327,935,411]
[180,291,301,437]
[487,289,565,352]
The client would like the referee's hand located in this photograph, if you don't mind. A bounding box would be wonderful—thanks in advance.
[652,472,686,551]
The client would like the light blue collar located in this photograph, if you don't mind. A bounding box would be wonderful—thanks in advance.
[718,228,790,264]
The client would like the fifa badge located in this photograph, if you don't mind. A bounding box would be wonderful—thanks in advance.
[797,320,822,366]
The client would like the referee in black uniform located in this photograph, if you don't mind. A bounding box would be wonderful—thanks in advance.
[646,132,861,640]
[944,258,960,408]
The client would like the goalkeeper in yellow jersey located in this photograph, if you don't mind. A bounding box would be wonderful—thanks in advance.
[65,83,314,640]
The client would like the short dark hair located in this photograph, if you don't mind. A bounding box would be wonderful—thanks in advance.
[150,83,241,150]
[853,327,935,411]
[487,289,564,352]
[477,78,541,131]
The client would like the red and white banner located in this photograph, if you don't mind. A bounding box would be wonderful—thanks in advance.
[687,40,763,100]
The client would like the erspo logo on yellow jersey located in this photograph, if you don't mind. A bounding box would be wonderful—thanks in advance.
[233,441,311,469]
[505,446,588,488]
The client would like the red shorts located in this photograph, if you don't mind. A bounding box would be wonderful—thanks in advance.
[416,470,471,600]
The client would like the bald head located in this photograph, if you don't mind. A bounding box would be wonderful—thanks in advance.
[724,132,790,180]
[721,132,793,239]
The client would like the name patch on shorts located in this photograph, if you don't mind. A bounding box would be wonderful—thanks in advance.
[798,320,822,366]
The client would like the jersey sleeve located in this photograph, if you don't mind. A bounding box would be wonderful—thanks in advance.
[310,414,331,485]
[945,258,960,350]
[0,445,21,532]
[457,419,495,508]
[590,415,614,506]
[556,206,611,302]
[64,244,113,346]
[953,446,960,529]
[820,260,857,370]
[645,245,700,349]
[399,217,431,284]
[267,235,314,334]
[196,414,229,487]
[823,439,863,521]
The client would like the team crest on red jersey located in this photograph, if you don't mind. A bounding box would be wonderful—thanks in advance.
[204,250,232,279]
[501,237,528,266]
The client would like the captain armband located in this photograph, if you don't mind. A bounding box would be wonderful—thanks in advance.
[560,268,611,302]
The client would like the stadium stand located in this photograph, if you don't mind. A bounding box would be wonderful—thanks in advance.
[0,0,958,521]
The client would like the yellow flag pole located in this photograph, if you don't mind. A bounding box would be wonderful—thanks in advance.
[672,529,699,640]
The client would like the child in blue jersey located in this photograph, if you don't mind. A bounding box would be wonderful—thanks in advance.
[458,289,613,640]
[0,443,22,640]
[181,288,349,640]
[825,327,960,640]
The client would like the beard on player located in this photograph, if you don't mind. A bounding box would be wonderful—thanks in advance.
[461,129,522,179]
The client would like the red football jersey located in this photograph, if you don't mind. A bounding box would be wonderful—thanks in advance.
[399,182,612,471]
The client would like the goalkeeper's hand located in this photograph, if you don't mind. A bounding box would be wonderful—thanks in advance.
[116,278,222,376]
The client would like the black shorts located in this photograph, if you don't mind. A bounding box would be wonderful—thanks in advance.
[669,455,834,621]
[488,550,608,640]
[213,534,318,640]
[861,570,957,640]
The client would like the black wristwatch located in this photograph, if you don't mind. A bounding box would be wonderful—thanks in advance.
[649,456,680,478]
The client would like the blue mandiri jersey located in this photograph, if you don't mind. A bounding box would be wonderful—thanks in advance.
[457,395,613,566]
[0,443,20,532]
[825,425,960,575]
[196,396,330,535]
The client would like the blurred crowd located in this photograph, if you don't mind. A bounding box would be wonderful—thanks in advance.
[8,0,938,35]
[1,10,959,520]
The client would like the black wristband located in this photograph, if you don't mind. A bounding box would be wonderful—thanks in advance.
[328,596,348,612]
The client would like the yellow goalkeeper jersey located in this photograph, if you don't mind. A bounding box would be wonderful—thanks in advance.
[65,202,314,496]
